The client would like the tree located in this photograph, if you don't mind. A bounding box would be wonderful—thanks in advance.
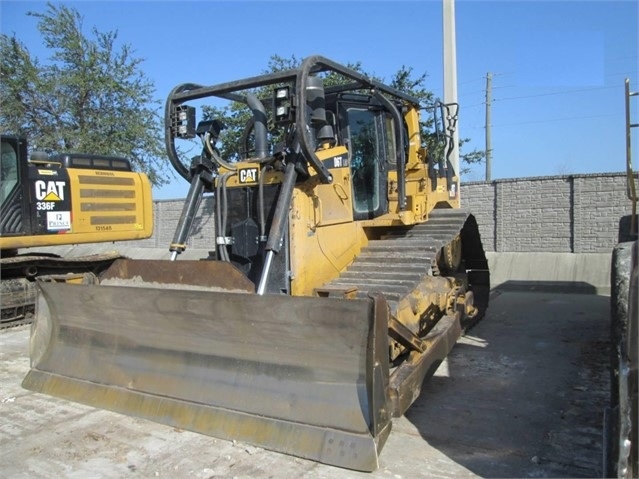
[0,3,168,185]
[200,54,483,176]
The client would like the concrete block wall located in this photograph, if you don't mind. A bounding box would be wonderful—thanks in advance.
[149,172,635,253]
[461,181,495,251]
[572,174,630,253]
[137,195,216,250]
[462,172,634,253]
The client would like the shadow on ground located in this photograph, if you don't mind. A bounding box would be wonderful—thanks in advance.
[404,288,610,478]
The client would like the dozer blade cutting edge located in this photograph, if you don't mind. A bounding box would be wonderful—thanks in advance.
[22,260,394,471]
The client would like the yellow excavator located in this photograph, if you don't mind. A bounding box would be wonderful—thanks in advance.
[22,56,489,471]
[0,134,153,326]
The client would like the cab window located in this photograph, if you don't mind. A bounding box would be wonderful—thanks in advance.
[342,101,395,220]
[347,107,381,217]
[1,140,19,204]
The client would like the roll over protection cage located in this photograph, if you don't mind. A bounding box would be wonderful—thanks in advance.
[164,55,421,210]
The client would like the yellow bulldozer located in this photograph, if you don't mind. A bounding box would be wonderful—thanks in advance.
[0,134,153,326]
[22,56,489,471]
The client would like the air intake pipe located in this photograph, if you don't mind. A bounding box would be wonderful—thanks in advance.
[246,93,268,159]
[306,76,335,147]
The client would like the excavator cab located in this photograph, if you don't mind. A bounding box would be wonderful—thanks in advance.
[23,56,489,471]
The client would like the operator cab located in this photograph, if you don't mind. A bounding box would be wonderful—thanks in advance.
[326,93,400,220]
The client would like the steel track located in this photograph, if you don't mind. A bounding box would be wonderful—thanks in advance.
[0,252,123,329]
[323,209,490,327]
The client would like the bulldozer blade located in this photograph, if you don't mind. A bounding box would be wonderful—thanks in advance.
[22,268,392,471]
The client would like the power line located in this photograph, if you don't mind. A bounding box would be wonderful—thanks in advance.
[457,77,486,87]
[458,88,488,98]
[493,113,614,127]
[462,102,487,109]
[494,85,618,102]
[605,69,639,78]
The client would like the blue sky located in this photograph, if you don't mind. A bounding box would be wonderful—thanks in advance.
[1,0,637,200]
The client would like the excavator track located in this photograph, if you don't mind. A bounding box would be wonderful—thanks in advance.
[0,252,122,329]
[323,209,489,324]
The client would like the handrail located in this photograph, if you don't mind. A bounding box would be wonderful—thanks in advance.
[624,78,638,236]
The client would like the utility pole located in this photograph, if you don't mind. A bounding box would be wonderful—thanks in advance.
[485,72,493,182]
[443,0,459,197]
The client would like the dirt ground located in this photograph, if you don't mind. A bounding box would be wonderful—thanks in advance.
[1,290,609,478]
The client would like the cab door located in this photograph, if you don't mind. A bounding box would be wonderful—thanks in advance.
[339,99,396,220]
[1,136,28,237]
